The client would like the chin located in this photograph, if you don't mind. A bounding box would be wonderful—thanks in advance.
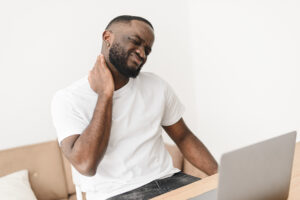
[130,69,142,78]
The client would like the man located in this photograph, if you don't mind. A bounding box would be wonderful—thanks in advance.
[51,15,218,200]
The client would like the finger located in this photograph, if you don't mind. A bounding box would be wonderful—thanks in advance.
[100,54,107,68]
[88,71,91,82]
[88,70,93,78]
[94,55,102,68]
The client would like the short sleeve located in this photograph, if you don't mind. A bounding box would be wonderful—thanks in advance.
[51,91,88,145]
[161,82,185,126]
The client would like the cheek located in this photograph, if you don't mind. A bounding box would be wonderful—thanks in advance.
[127,45,137,53]
[126,49,136,59]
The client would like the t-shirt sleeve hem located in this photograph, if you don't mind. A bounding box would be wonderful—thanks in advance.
[57,129,83,146]
[161,105,185,127]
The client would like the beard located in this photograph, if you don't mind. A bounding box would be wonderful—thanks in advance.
[109,42,142,78]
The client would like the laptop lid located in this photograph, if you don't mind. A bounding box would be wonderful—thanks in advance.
[217,131,297,200]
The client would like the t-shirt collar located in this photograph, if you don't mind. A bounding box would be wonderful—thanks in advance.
[113,78,133,98]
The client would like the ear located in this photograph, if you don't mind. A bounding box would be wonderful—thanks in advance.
[102,30,113,47]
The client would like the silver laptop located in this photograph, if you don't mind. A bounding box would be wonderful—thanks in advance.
[190,131,297,200]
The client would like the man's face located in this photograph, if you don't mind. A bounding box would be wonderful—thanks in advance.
[108,20,154,78]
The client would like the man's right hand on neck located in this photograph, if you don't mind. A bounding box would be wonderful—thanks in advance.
[88,54,115,97]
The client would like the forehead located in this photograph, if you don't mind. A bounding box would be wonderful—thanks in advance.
[112,20,155,44]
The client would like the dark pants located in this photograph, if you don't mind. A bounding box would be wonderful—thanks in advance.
[107,172,201,200]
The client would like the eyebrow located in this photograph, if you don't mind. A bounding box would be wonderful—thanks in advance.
[131,35,152,52]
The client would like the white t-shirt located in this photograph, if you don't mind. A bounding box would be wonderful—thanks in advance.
[51,72,185,200]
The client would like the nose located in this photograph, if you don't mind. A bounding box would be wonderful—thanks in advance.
[136,47,146,61]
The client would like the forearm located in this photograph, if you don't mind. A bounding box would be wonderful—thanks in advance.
[71,94,113,175]
[178,132,218,176]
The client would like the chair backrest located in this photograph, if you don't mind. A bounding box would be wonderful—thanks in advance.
[0,141,69,200]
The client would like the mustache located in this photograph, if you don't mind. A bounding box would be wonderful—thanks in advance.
[129,51,145,64]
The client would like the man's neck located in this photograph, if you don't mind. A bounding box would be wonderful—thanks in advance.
[112,73,129,91]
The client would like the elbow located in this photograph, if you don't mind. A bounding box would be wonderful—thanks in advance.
[80,169,96,177]
[67,148,105,177]
[71,155,98,176]
[75,162,97,177]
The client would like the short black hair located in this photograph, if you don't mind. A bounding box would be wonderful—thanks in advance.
[105,15,154,30]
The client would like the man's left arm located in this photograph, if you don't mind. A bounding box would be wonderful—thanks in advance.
[163,118,218,176]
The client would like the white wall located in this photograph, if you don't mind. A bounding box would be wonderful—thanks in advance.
[188,0,300,161]
[0,0,196,150]
[1,0,299,163]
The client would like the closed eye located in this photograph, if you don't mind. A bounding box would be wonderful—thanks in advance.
[128,36,151,56]
[128,37,141,45]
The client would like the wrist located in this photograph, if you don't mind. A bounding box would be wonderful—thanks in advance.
[98,91,113,99]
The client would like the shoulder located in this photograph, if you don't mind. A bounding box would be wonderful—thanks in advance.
[51,89,72,113]
[51,75,94,106]
[137,72,169,88]
[138,72,175,94]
